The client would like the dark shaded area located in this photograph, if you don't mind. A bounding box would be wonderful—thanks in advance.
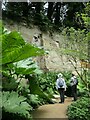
[2,111,30,120]
[2,2,86,31]
[65,86,72,97]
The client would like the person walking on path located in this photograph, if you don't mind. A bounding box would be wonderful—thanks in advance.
[56,73,66,103]
[70,73,78,101]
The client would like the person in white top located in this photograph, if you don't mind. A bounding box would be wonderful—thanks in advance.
[56,73,66,103]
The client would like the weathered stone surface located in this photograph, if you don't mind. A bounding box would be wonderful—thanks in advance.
[4,22,81,72]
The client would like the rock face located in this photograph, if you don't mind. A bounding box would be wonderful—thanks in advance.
[4,21,81,72]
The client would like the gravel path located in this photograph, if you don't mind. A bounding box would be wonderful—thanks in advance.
[32,97,72,120]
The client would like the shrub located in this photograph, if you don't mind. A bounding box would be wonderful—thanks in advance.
[28,94,41,109]
[37,72,58,96]
[67,97,90,120]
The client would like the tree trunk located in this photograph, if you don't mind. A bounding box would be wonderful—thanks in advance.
[35,2,43,14]
[22,2,29,17]
[0,1,2,19]
[47,2,54,21]
[54,2,61,25]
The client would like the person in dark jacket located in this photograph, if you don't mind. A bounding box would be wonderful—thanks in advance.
[70,74,78,101]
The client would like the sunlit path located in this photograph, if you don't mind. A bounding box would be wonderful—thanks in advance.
[32,97,72,119]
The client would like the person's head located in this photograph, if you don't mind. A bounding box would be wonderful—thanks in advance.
[57,73,63,78]
[72,73,75,77]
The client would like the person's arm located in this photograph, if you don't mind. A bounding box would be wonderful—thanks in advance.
[63,79,67,91]
[70,77,74,86]
[56,79,59,90]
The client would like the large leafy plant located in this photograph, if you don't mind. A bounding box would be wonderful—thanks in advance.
[26,74,53,103]
[1,30,44,65]
[1,23,45,120]
[1,91,32,119]
[13,58,43,75]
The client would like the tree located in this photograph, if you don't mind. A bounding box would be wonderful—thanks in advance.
[54,2,61,26]
[2,2,87,31]
[63,2,85,29]
[47,2,54,22]
[61,2,90,95]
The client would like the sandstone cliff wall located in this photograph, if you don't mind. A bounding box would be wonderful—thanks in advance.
[4,21,81,72]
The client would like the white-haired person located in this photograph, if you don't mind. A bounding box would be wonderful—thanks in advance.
[56,73,66,103]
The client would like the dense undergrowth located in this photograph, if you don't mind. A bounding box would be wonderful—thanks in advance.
[67,97,90,120]
[0,22,52,120]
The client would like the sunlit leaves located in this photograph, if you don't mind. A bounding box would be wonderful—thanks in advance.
[82,13,90,27]
[1,31,44,65]
[13,58,42,75]
[61,27,88,60]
